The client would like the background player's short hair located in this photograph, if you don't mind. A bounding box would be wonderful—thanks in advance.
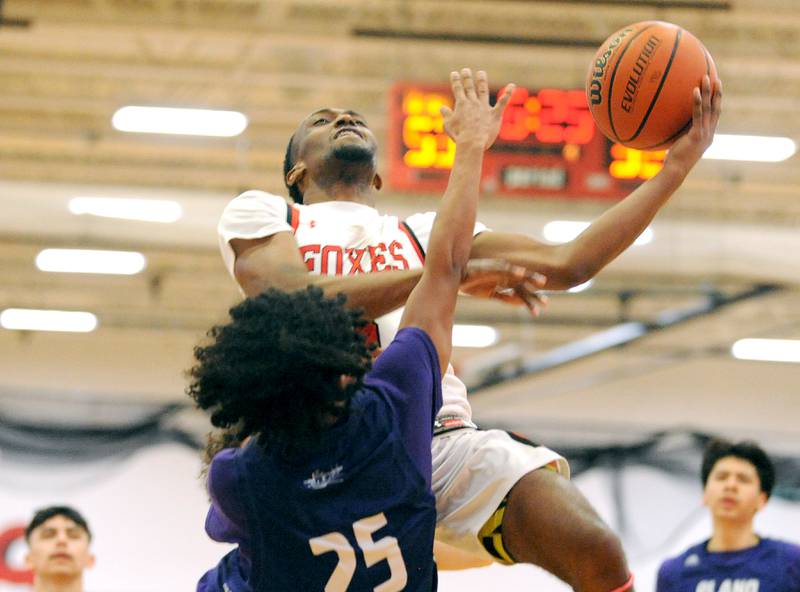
[701,438,775,498]
[283,134,304,204]
[26,505,92,542]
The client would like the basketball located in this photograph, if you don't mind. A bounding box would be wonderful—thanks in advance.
[586,21,717,150]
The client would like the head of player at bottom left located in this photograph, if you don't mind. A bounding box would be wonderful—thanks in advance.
[25,505,96,582]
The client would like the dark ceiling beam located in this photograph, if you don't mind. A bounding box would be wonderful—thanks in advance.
[352,28,602,48]
[456,0,731,8]
[470,283,783,392]
[0,0,30,28]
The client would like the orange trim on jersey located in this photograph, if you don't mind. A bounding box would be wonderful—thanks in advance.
[399,221,425,263]
[286,204,300,233]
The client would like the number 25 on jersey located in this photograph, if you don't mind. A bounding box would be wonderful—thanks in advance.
[309,513,408,592]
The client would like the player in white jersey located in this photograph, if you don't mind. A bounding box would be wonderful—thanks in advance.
[218,70,721,591]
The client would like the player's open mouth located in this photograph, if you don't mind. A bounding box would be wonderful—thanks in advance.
[333,128,362,140]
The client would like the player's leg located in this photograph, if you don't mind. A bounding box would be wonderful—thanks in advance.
[501,468,633,592]
[431,426,566,561]
[432,427,633,590]
[433,541,492,570]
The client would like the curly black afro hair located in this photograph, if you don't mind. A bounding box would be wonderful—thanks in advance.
[188,286,373,456]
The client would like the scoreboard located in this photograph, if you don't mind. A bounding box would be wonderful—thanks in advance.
[387,83,668,199]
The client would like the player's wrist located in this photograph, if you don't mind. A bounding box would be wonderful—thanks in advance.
[660,156,693,182]
[454,139,484,156]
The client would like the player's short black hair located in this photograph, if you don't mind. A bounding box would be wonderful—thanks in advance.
[26,506,91,542]
[283,134,304,204]
[701,438,775,497]
[188,286,373,456]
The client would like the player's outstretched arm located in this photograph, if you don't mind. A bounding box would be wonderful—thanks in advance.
[232,233,545,319]
[467,76,722,291]
[399,69,519,373]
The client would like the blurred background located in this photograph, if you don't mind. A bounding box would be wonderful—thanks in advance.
[0,0,798,590]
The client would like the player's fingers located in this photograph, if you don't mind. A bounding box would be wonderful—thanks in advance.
[440,105,453,119]
[701,75,712,131]
[450,71,465,103]
[526,271,547,289]
[476,70,489,101]
[514,285,544,316]
[508,264,528,282]
[520,281,548,304]
[691,86,703,134]
[461,68,477,100]
[711,78,723,125]
[524,283,548,307]
[494,83,516,114]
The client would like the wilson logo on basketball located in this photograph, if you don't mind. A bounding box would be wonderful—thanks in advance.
[588,27,634,106]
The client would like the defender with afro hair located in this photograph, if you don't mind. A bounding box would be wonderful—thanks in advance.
[188,286,373,455]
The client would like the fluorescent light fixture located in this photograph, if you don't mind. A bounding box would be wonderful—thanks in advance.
[543,221,589,243]
[568,279,594,293]
[543,221,652,246]
[731,338,800,363]
[1,308,98,333]
[112,106,248,137]
[703,134,796,162]
[69,197,182,223]
[452,324,499,348]
[36,249,146,275]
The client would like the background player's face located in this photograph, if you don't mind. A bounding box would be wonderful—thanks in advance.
[295,108,378,170]
[703,456,767,523]
[25,515,95,578]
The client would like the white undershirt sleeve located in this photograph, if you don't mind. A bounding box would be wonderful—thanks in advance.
[217,190,294,279]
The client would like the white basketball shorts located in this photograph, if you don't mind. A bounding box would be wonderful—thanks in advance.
[431,426,570,560]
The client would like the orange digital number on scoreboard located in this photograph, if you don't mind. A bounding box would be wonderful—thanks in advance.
[498,87,595,145]
[609,144,667,180]
[387,83,666,198]
[401,89,455,169]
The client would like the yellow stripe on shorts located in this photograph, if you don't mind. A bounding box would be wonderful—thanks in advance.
[478,459,560,565]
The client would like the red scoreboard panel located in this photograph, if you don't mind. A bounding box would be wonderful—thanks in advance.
[387,83,668,199]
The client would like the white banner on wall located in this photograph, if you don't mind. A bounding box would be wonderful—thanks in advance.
[0,443,233,592]
[1,443,798,592]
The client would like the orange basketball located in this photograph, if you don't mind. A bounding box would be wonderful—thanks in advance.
[586,21,717,150]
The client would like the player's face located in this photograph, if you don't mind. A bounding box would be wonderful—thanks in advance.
[703,456,767,523]
[295,108,377,165]
[25,515,95,578]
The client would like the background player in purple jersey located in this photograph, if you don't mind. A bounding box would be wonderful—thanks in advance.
[219,67,721,588]
[657,439,800,592]
[25,506,95,592]
[190,69,535,591]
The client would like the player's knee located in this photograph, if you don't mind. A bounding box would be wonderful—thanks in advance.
[574,521,629,587]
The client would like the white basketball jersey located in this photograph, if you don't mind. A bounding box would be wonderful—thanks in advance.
[218,190,488,419]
